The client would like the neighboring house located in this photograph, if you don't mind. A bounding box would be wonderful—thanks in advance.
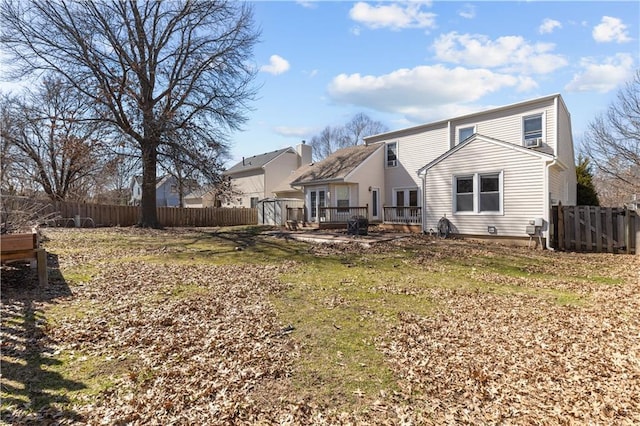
[222,142,312,208]
[286,94,576,246]
[183,185,220,208]
[129,175,198,207]
[129,176,143,206]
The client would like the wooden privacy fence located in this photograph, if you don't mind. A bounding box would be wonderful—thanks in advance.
[550,204,638,254]
[2,197,257,228]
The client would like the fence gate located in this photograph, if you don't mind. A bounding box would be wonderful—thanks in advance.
[551,204,637,254]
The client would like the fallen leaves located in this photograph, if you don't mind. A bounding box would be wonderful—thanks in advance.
[2,228,639,425]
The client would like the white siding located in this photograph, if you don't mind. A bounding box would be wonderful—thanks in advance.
[264,151,300,198]
[425,138,547,237]
[450,98,557,156]
[349,147,385,219]
[556,100,577,204]
[380,124,449,206]
[228,172,263,207]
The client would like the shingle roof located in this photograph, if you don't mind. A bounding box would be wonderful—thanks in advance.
[224,147,294,175]
[291,143,382,185]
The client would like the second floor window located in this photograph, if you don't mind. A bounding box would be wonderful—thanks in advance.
[523,114,543,144]
[458,126,475,144]
[386,142,398,167]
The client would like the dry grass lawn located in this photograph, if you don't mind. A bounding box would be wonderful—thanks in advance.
[1,227,639,425]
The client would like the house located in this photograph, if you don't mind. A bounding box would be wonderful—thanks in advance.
[129,175,198,207]
[289,143,385,224]
[129,176,143,206]
[287,94,576,246]
[222,142,312,208]
[183,185,220,208]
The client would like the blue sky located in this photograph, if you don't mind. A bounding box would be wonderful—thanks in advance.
[229,0,639,166]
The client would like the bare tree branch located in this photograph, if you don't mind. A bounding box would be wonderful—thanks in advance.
[582,70,640,205]
[1,0,259,226]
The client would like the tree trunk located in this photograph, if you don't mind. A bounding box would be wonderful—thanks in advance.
[140,142,159,228]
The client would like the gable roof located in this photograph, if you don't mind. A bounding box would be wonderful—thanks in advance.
[365,93,564,143]
[291,143,383,186]
[417,134,554,176]
[184,184,215,200]
[224,147,294,175]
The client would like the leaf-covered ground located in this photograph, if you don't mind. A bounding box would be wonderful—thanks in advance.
[1,227,639,425]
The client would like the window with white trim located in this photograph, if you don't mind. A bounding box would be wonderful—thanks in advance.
[455,176,474,212]
[458,126,475,144]
[523,114,543,146]
[335,186,350,213]
[386,142,398,167]
[453,172,503,214]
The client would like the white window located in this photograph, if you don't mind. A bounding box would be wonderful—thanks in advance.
[455,176,474,212]
[250,197,259,208]
[458,126,475,144]
[386,142,398,167]
[335,186,350,212]
[523,114,543,146]
[453,172,503,214]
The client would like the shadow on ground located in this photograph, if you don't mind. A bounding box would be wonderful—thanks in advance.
[1,253,85,424]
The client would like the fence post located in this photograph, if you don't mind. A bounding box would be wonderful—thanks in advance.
[557,202,565,251]
[605,209,614,253]
[633,212,640,256]
[624,207,632,254]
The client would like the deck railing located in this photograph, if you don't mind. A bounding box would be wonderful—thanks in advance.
[318,206,368,223]
[383,206,421,224]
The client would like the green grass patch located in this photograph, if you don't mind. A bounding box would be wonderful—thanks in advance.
[274,257,437,408]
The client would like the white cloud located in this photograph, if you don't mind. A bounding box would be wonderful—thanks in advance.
[260,55,290,75]
[458,4,476,20]
[432,32,568,74]
[274,126,314,137]
[539,18,562,34]
[565,53,635,93]
[593,16,632,43]
[295,0,317,9]
[326,64,534,122]
[349,1,436,31]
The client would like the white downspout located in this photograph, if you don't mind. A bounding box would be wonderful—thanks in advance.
[544,158,558,250]
[419,170,428,234]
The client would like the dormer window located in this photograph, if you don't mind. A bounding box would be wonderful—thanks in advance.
[523,114,543,147]
[458,126,475,144]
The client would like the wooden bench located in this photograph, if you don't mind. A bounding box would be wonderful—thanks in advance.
[1,230,48,286]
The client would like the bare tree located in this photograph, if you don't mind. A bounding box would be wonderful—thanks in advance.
[582,70,640,205]
[1,77,109,201]
[343,112,388,147]
[309,126,344,162]
[1,0,259,227]
[92,149,141,205]
[310,113,388,161]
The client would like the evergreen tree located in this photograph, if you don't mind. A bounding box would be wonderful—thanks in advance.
[576,155,600,206]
